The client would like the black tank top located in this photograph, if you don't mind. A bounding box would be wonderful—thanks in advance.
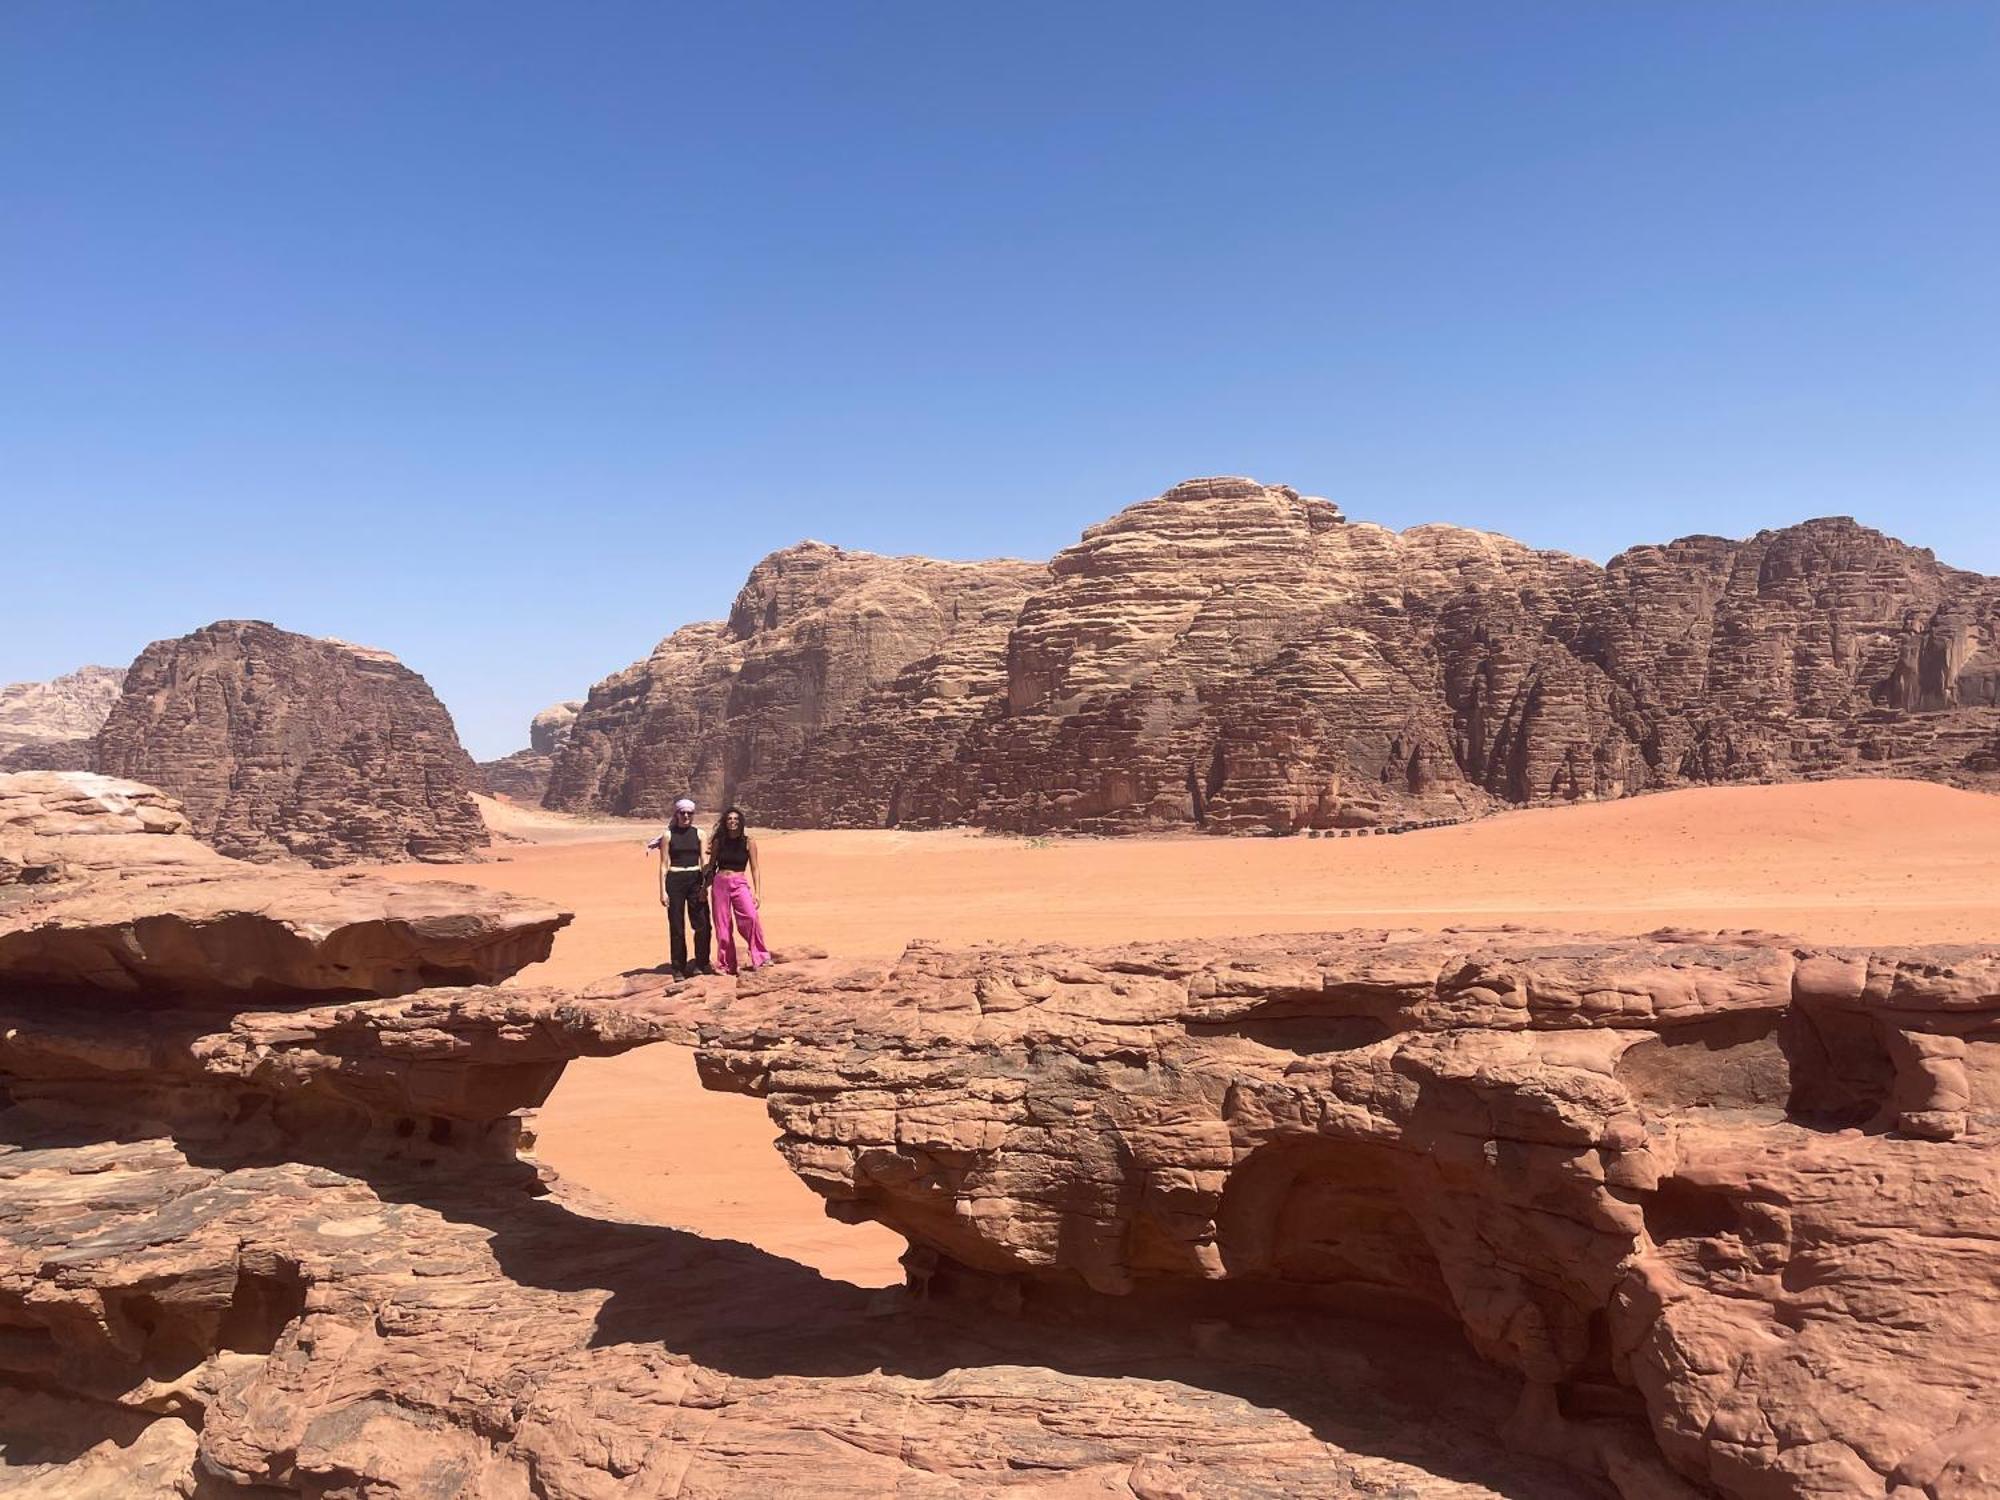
[711,831,750,872]
[667,824,702,868]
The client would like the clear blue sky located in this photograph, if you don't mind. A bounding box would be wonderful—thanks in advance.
[5,3,1995,758]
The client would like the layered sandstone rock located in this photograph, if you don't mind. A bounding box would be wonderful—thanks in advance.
[476,700,583,803]
[0,773,1591,1499]
[547,479,2000,834]
[0,772,566,996]
[547,542,1045,824]
[0,666,124,772]
[651,927,2000,1499]
[94,620,489,866]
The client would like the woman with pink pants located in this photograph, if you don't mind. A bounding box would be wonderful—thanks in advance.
[704,806,770,975]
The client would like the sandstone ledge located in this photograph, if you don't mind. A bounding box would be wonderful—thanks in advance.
[641,928,2000,1500]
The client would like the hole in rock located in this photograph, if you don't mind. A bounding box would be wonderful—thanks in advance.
[1780,1006,1894,1129]
[217,1257,309,1356]
[107,1291,214,1381]
[1642,1177,1738,1245]
[0,1321,60,1367]
[1614,1012,1787,1115]
[1189,1010,1391,1054]
[1216,1138,1454,1322]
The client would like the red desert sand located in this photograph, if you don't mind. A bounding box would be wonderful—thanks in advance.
[371,779,2000,1289]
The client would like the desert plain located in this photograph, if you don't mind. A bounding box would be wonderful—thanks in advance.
[369,777,2000,1290]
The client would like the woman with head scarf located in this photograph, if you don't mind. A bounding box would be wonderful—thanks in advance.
[705,805,770,975]
[653,797,713,978]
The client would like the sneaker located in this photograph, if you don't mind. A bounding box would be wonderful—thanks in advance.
[670,964,689,980]
[696,963,716,976]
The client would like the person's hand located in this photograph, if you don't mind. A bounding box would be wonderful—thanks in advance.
[659,892,669,907]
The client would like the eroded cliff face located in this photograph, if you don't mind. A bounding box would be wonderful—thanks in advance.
[0,665,125,772]
[94,620,489,866]
[0,772,1602,1499]
[545,542,1046,824]
[547,479,2000,834]
[648,927,2000,1500]
[476,699,583,803]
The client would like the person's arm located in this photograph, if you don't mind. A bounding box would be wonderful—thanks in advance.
[657,841,668,906]
[748,837,761,902]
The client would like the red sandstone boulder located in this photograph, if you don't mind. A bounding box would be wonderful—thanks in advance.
[94,620,488,866]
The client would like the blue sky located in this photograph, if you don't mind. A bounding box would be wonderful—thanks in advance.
[5,3,1995,758]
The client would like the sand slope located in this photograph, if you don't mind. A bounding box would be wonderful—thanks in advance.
[371,779,2000,1286]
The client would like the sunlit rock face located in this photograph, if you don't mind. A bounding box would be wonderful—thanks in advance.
[93,620,488,866]
[649,926,2000,1499]
[476,699,583,803]
[547,479,2000,834]
[0,770,1609,1500]
[0,665,125,772]
[545,541,1046,825]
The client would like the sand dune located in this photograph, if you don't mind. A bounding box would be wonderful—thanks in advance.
[373,779,2000,1287]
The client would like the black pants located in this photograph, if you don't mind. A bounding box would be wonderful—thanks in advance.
[666,868,712,972]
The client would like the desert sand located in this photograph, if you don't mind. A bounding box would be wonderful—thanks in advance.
[371,779,2000,1288]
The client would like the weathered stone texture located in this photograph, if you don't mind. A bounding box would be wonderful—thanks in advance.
[93,620,488,865]
[0,771,567,998]
[650,927,2000,1499]
[0,666,125,772]
[546,542,1045,824]
[0,771,1594,1499]
[548,479,2000,833]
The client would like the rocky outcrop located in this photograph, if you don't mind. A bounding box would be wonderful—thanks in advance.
[547,479,2000,833]
[94,620,489,866]
[650,927,2000,1499]
[0,772,567,996]
[0,666,124,772]
[546,542,1047,823]
[0,772,1595,1498]
[476,700,583,803]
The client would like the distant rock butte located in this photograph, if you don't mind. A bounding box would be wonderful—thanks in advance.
[93,620,489,866]
[475,699,582,804]
[545,478,2000,832]
[0,664,124,772]
[545,540,1047,824]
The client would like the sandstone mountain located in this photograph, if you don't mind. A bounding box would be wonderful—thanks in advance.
[476,698,582,803]
[0,664,124,771]
[546,541,1047,823]
[94,620,488,866]
[548,478,2000,832]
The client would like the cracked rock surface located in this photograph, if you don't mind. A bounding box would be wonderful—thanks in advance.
[633,926,2000,1499]
[1,770,1597,1498]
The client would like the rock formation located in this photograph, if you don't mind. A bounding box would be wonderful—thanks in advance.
[94,620,489,866]
[0,771,1598,1498]
[0,665,124,772]
[548,478,2000,833]
[476,699,582,803]
[643,926,2000,1500]
[546,542,1046,824]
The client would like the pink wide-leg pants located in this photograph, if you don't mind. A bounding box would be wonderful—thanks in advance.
[709,871,770,975]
